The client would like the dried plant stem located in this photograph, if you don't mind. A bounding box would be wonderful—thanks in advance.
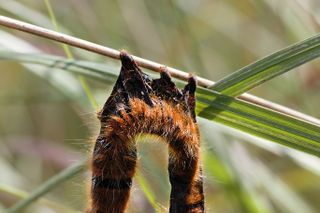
[0,15,319,125]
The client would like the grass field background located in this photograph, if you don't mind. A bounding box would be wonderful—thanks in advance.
[0,1,320,212]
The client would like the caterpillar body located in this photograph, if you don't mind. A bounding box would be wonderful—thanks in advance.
[87,51,204,213]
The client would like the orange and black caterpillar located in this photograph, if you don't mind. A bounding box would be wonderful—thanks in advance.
[87,51,204,213]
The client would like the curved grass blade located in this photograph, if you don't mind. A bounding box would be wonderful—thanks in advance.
[44,0,98,109]
[1,51,320,156]
[0,51,117,82]
[211,33,320,97]
[203,149,269,213]
[6,160,85,213]
[135,171,159,210]
[196,87,320,156]
[0,183,80,213]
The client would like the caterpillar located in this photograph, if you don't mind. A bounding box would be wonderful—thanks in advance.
[87,51,204,213]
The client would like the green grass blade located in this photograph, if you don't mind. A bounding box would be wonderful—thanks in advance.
[44,0,99,109]
[196,87,320,156]
[203,150,269,213]
[0,183,80,213]
[44,0,73,59]
[6,160,86,213]
[1,51,320,157]
[211,33,320,96]
[135,171,159,210]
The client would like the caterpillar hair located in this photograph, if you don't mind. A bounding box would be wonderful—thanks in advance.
[87,51,204,213]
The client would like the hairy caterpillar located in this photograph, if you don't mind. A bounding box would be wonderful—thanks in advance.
[87,51,204,213]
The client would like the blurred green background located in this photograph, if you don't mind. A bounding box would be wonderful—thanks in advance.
[0,0,320,212]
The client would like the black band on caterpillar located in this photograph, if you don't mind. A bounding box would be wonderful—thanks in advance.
[87,51,204,213]
[92,176,132,190]
[170,200,205,212]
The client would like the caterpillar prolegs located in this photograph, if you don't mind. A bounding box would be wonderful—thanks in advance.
[87,51,204,213]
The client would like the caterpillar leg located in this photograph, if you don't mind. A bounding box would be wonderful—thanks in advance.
[168,78,204,213]
[87,53,141,213]
[168,143,204,213]
[88,135,136,213]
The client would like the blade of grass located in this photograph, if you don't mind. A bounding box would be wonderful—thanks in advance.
[44,0,98,108]
[6,160,86,213]
[0,183,80,213]
[196,87,320,156]
[1,51,319,156]
[204,118,320,175]
[227,143,314,213]
[44,0,73,59]
[0,27,83,99]
[135,171,159,209]
[211,33,320,96]
[203,149,269,213]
